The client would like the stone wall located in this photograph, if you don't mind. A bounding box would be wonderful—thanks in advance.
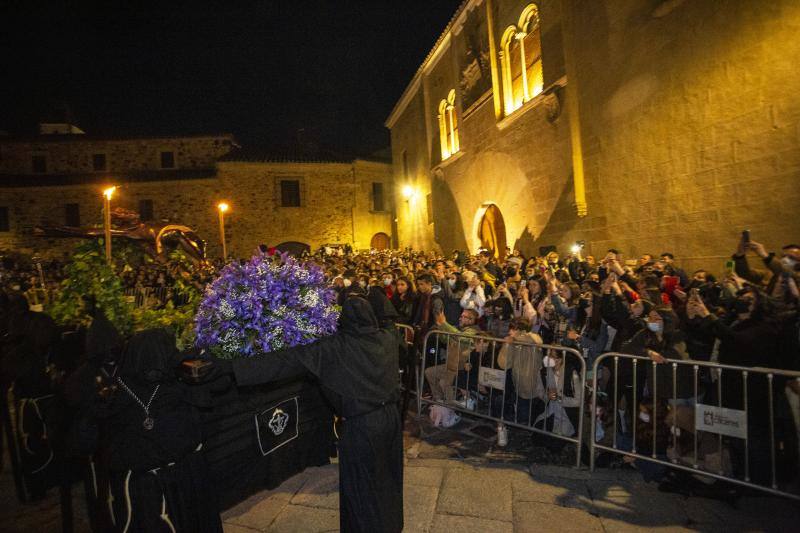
[388,0,800,274]
[0,134,234,175]
[0,157,393,260]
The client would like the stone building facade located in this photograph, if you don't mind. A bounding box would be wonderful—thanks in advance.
[0,131,393,259]
[386,0,800,273]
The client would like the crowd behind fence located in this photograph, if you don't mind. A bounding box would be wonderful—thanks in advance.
[404,328,800,501]
[418,330,586,468]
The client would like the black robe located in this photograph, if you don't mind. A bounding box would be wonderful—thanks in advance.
[232,296,404,533]
[100,329,223,533]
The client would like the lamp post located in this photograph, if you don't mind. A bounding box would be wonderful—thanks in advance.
[103,186,116,264]
[217,202,229,261]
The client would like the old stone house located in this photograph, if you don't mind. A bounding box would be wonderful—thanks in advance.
[0,128,393,259]
[386,0,800,273]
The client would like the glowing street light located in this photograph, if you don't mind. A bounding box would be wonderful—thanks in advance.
[217,202,229,260]
[102,186,117,264]
[402,185,414,200]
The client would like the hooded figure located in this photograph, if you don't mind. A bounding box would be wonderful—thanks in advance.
[100,329,222,533]
[227,294,403,533]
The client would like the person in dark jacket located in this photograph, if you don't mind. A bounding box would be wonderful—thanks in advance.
[99,329,222,532]
[390,276,417,325]
[689,287,798,486]
[213,295,403,533]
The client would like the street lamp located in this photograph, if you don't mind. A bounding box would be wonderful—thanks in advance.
[102,186,116,264]
[217,202,229,260]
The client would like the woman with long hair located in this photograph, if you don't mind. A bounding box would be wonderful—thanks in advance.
[390,276,417,325]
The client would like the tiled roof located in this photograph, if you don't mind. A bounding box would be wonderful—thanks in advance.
[0,168,217,188]
[0,132,235,144]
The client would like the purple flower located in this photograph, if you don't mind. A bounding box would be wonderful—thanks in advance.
[195,253,339,359]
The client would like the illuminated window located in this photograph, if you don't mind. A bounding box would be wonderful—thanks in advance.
[437,89,460,160]
[500,4,543,116]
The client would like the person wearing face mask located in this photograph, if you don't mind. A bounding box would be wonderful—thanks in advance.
[381,273,395,299]
[438,270,466,326]
[689,287,798,487]
[530,350,582,442]
[615,306,688,436]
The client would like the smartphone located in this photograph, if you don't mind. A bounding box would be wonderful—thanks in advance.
[724,259,735,273]
[742,229,750,244]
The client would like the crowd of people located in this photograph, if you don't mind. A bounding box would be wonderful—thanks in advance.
[317,236,800,496]
[1,232,798,511]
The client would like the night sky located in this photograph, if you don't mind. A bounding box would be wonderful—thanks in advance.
[2,1,462,157]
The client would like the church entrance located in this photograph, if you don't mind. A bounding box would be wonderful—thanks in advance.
[477,204,507,260]
[370,232,390,250]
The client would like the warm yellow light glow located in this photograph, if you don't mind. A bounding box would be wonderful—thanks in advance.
[402,185,414,200]
[103,186,116,200]
[217,202,229,213]
[571,244,581,254]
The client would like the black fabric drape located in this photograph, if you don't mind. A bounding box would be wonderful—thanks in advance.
[231,296,403,533]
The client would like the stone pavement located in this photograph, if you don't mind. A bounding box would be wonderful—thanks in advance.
[221,457,800,533]
[221,414,800,532]
[2,414,799,532]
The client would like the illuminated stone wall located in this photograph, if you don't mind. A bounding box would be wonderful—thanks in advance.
[0,155,392,260]
[388,0,800,273]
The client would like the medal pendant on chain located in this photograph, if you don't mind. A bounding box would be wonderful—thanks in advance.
[143,417,154,430]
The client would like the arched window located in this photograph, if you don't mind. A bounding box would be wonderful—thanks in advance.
[437,89,459,160]
[500,4,543,116]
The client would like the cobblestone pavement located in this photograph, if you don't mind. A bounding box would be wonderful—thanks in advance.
[2,414,798,532]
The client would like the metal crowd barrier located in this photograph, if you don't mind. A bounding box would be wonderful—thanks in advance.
[419,330,586,467]
[395,324,417,421]
[123,286,190,309]
[589,352,800,501]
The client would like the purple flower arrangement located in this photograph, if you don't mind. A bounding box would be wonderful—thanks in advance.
[194,253,339,359]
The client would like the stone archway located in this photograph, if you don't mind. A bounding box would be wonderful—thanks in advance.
[370,232,391,250]
[477,204,507,260]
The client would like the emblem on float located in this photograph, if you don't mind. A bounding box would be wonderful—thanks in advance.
[268,408,290,436]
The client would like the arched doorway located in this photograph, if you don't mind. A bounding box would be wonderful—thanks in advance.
[370,232,391,250]
[477,204,507,260]
[275,241,311,256]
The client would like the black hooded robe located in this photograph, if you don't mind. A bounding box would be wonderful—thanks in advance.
[99,329,223,533]
[231,297,404,533]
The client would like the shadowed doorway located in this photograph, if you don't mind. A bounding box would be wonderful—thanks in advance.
[275,241,311,256]
[478,204,507,260]
[370,232,391,250]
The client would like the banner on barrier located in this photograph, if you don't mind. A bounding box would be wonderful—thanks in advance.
[694,404,747,439]
[478,366,506,390]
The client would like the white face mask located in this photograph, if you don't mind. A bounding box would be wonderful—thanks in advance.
[647,321,663,333]
[448,279,456,288]
[343,278,352,288]
[383,278,392,286]
[638,411,651,423]
[781,256,797,270]
[542,356,558,368]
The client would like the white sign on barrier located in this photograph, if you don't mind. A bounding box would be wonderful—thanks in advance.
[478,366,506,390]
[694,404,747,439]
